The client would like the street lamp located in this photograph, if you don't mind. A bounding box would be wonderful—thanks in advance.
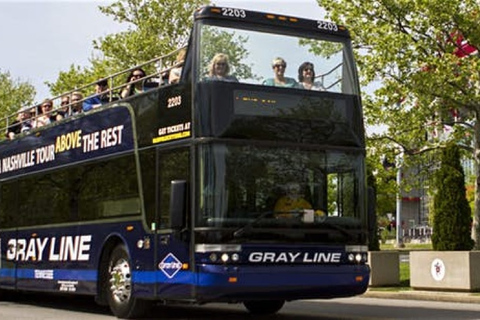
[395,152,404,248]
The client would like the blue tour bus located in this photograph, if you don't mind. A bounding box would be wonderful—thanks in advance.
[0,6,370,319]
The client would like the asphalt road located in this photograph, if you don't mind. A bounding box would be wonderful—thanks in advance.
[2,293,480,319]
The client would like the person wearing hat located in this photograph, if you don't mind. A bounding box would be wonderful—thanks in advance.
[6,106,33,139]
[83,79,118,112]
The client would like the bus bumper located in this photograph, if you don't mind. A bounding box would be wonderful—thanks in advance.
[195,264,370,302]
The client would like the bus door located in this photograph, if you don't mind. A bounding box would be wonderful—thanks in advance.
[154,150,193,299]
[155,231,192,299]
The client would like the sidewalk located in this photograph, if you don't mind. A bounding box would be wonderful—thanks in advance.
[363,288,480,304]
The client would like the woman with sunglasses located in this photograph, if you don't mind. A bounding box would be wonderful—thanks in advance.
[206,53,238,82]
[263,57,298,88]
[34,99,61,128]
[298,62,325,91]
[121,67,148,98]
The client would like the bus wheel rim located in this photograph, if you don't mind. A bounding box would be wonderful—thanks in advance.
[109,258,132,304]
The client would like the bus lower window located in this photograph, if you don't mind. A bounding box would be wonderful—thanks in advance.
[0,154,140,228]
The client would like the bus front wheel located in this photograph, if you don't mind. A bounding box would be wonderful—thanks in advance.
[243,300,285,315]
[105,244,151,319]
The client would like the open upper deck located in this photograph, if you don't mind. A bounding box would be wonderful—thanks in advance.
[0,6,364,180]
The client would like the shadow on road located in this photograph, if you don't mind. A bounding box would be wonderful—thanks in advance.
[4,293,338,320]
[6,293,480,320]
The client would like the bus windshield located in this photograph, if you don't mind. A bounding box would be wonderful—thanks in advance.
[196,144,365,240]
[198,23,358,94]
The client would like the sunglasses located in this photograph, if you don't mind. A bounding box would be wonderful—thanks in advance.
[216,62,227,66]
[132,73,144,78]
[274,64,286,68]
[42,104,52,108]
[61,101,69,105]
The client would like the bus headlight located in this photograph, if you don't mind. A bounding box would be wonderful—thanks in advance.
[345,245,368,264]
[355,253,362,262]
[196,244,242,264]
[221,253,230,262]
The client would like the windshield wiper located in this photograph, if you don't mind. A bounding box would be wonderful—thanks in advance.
[233,211,275,238]
[232,210,313,238]
[315,219,364,242]
[233,210,360,242]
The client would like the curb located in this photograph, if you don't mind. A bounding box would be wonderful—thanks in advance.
[363,289,480,304]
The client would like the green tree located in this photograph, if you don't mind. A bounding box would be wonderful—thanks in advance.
[317,0,480,246]
[199,26,255,80]
[96,0,209,68]
[48,0,209,96]
[432,144,474,250]
[0,69,36,126]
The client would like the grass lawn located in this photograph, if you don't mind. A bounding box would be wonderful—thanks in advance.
[399,261,409,287]
[380,242,432,251]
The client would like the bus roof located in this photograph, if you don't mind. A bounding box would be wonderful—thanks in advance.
[194,6,351,38]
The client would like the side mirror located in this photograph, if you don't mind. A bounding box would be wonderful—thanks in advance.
[170,180,187,230]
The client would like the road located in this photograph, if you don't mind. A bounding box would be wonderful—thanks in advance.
[2,293,480,320]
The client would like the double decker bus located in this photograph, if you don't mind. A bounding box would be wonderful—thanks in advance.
[0,6,370,319]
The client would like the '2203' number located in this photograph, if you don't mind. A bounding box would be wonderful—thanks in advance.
[317,21,338,32]
[221,8,246,18]
[167,96,182,108]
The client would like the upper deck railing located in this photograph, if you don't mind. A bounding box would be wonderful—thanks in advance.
[1,46,186,141]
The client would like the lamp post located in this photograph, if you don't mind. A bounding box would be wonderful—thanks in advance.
[395,152,404,248]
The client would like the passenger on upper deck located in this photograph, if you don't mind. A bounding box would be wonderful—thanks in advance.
[205,53,238,82]
[83,79,119,112]
[120,68,149,98]
[35,99,62,128]
[70,92,84,116]
[263,57,298,88]
[58,95,70,119]
[168,48,187,84]
[298,62,325,91]
[6,106,33,139]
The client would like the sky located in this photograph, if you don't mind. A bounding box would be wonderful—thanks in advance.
[0,0,325,104]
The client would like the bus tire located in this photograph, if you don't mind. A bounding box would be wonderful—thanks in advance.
[105,244,151,319]
[243,300,285,315]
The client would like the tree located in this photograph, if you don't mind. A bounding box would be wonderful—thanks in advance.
[199,26,255,80]
[432,143,474,250]
[0,69,36,126]
[367,161,380,251]
[96,0,209,68]
[317,0,480,246]
[48,0,209,96]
